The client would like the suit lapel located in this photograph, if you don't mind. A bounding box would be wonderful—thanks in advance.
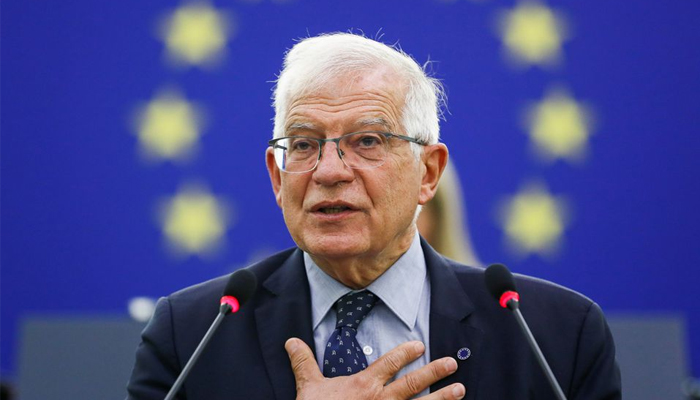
[424,239,484,400]
[255,249,315,400]
[252,241,485,399]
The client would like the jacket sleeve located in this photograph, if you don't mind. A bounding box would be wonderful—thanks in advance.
[126,297,182,400]
[570,302,622,400]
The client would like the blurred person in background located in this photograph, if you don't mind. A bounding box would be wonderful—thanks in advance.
[417,160,481,267]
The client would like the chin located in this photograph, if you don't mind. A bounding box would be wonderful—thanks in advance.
[298,232,369,259]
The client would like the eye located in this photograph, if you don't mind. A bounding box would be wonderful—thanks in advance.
[354,133,384,148]
[289,138,317,152]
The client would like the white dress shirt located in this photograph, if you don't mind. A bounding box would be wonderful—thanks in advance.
[304,233,431,396]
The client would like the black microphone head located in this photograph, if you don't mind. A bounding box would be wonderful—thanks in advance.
[223,268,258,307]
[484,263,518,301]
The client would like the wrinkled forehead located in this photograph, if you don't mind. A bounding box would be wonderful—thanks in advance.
[315,67,406,97]
[283,69,408,133]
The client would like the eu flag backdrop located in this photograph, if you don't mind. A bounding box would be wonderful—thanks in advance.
[2,0,699,386]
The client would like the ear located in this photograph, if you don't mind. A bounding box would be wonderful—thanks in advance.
[418,143,448,205]
[266,147,283,208]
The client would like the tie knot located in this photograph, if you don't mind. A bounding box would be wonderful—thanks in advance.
[334,290,378,330]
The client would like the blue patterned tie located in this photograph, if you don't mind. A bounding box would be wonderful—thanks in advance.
[323,290,379,377]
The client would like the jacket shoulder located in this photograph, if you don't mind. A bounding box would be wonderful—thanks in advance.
[167,247,298,309]
[444,258,595,314]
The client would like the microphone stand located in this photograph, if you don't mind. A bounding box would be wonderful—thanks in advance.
[164,303,232,400]
[507,299,567,400]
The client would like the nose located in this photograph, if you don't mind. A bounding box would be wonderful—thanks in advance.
[312,141,354,185]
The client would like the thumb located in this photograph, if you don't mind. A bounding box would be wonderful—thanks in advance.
[285,338,322,389]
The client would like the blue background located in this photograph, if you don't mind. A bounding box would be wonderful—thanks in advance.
[2,0,699,382]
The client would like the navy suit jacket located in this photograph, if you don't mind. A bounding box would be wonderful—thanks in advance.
[126,239,621,399]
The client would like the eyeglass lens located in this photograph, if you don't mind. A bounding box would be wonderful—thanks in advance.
[273,132,389,173]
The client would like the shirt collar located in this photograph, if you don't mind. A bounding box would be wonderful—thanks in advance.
[304,233,427,331]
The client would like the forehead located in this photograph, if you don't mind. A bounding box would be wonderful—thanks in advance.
[284,68,407,134]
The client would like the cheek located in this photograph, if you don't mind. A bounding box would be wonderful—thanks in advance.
[279,178,306,214]
[374,169,421,221]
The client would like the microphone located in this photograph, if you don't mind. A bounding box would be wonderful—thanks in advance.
[484,264,568,400]
[164,268,257,400]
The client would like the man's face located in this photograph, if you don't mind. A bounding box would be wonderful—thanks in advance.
[266,68,443,268]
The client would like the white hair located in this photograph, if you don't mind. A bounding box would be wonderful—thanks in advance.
[272,33,446,150]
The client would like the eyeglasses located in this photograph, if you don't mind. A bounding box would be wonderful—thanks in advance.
[268,131,426,174]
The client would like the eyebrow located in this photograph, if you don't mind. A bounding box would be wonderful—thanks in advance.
[286,122,319,134]
[357,117,393,131]
[285,117,394,136]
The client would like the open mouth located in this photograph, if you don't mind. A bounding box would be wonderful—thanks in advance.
[312,201,357,215]
[318,206,351,214]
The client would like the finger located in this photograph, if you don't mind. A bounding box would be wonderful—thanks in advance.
[385,357,460,399]
[285,338,323,389]
[364,341,425,383]
[417,383,466,400]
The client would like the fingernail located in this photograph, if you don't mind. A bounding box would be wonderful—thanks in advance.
[286,338,299,353]
[444,357,458,373]
[413,341,425,353]
[452,384,465,399]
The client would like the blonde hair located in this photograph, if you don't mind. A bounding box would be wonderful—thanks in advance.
[418,161,481,266]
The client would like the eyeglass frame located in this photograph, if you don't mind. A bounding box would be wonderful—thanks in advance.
[268,131,428,174]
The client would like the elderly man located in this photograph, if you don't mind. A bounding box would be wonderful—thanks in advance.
[127,33,620,400]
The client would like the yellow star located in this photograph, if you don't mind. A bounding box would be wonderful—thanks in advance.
[498,1,568,67]
[135,90,205,162]
[160,184,230,256]
[500,182,568,257]
[525,88,592,163]
[160,2,233,67]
